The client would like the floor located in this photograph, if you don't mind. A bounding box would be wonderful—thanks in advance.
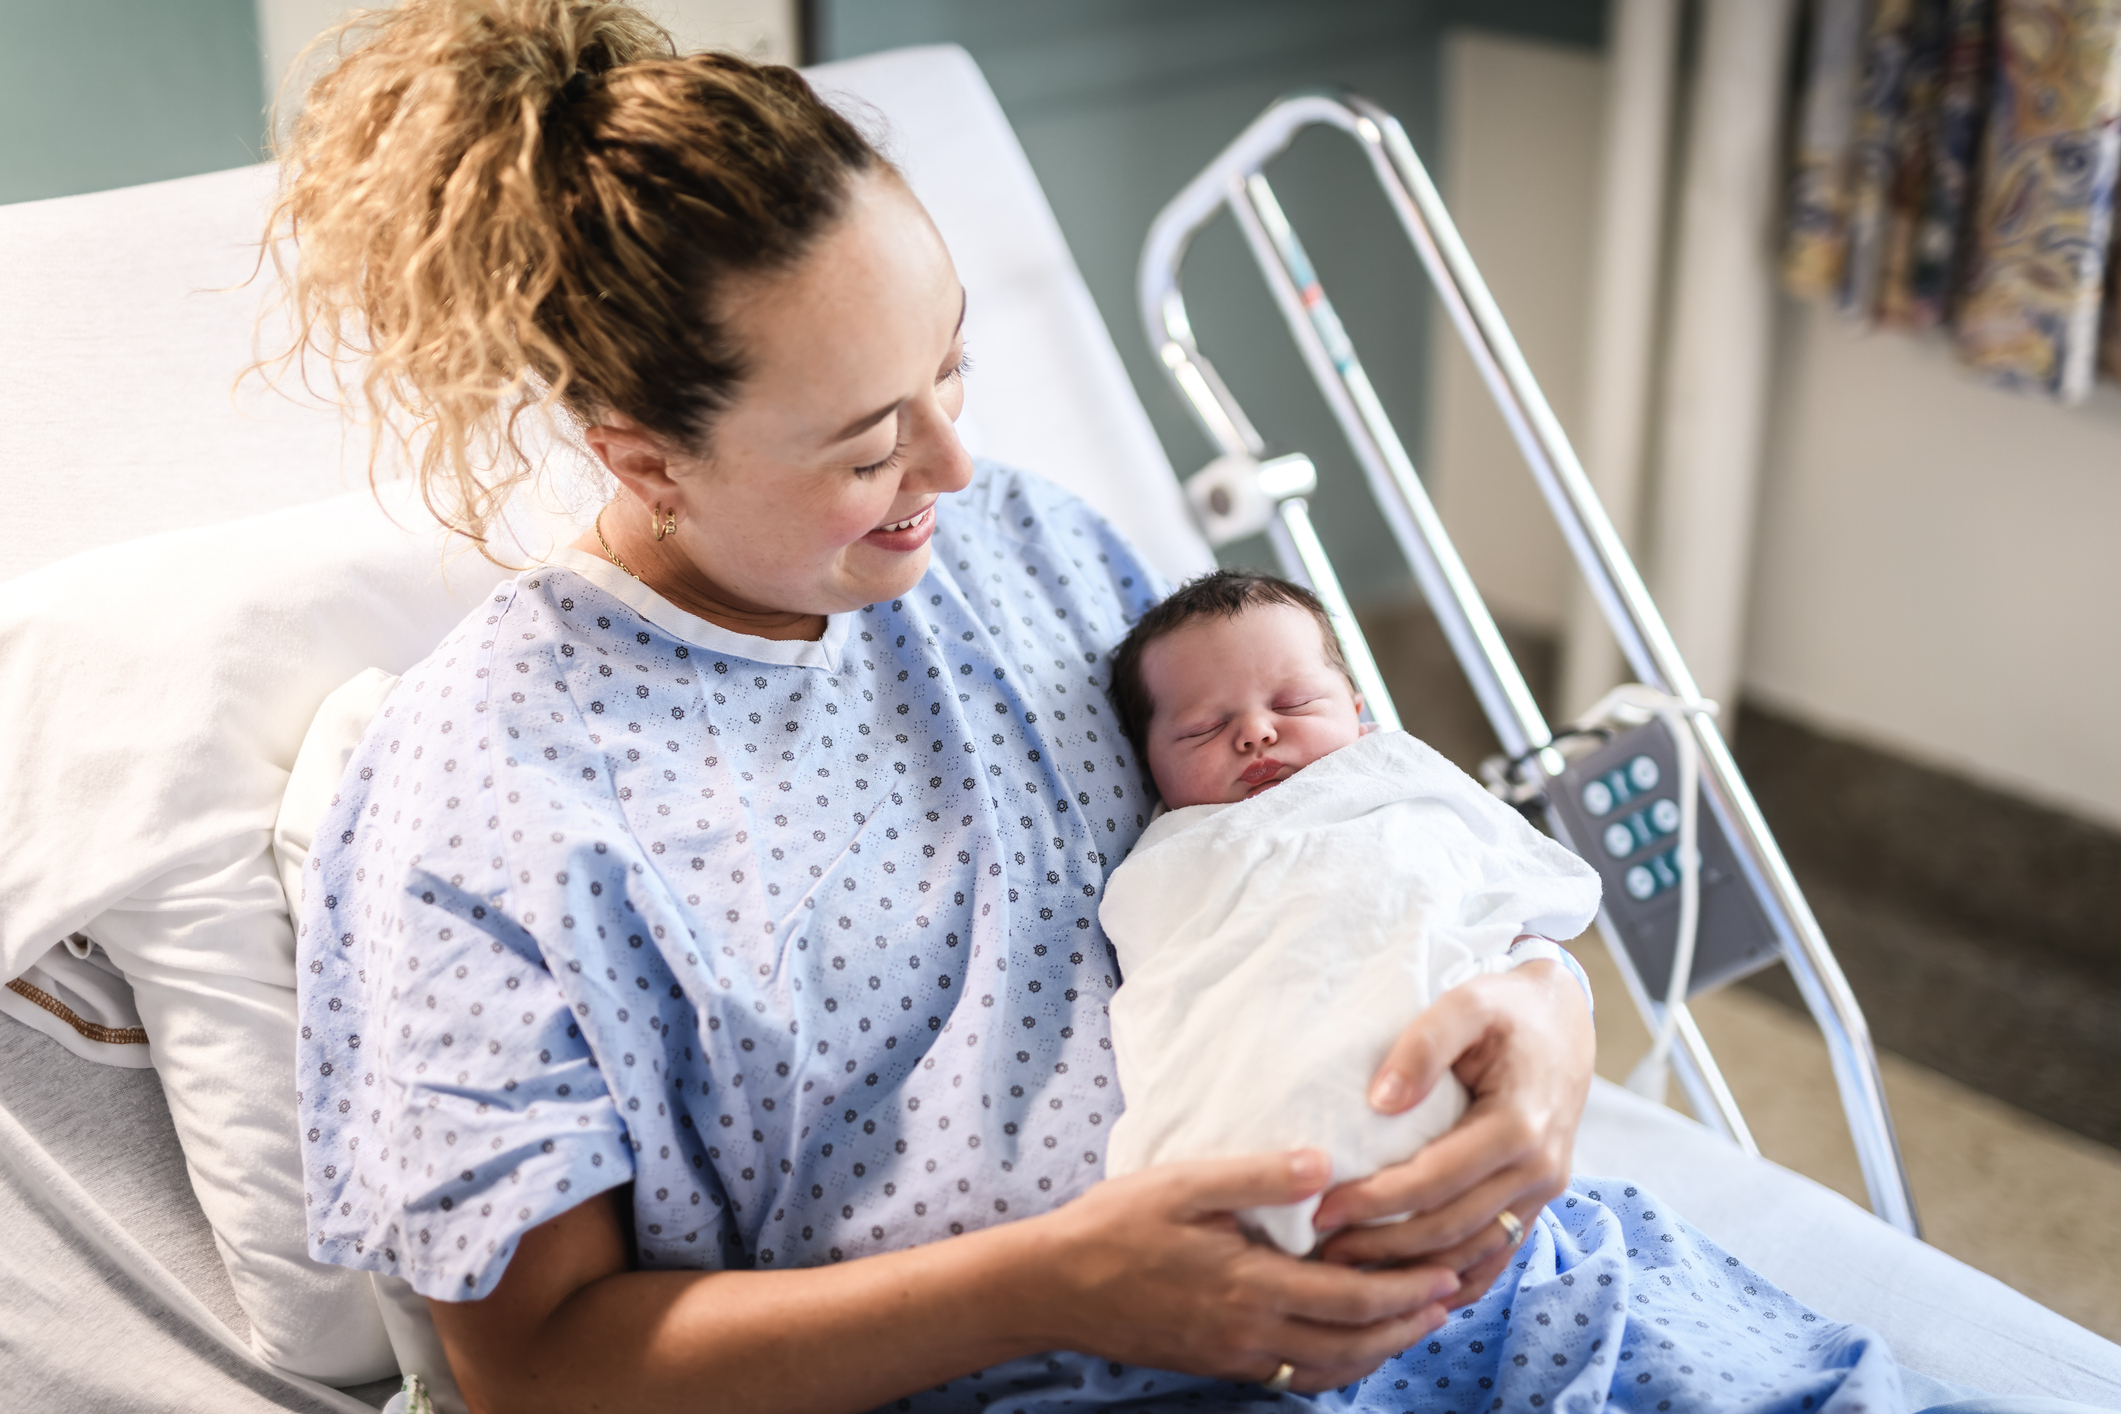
[1733,711,2121,1149]
[1569,934,2121,1344]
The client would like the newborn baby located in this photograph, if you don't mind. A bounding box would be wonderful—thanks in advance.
[1099,570,1599,1253]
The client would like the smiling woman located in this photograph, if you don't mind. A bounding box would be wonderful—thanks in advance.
[269,5,1714,1414]
[577,194,975,641]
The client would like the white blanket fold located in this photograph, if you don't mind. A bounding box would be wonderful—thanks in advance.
[1100,731,1601,1254]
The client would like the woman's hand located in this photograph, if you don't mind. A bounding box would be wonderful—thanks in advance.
[1309,960,1595,1299]
[1030,1148,1460,1394]
[432,1153,1459,1413]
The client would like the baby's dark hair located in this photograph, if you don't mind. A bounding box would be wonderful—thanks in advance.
[1108,569,1355,758]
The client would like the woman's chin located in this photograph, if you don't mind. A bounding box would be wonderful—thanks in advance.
[841,541,933,606]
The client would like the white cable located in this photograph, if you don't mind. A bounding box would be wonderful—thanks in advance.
[1571,684,1719,1105]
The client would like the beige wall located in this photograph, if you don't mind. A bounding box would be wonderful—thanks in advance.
[1429,30,2121,828]
[1748,303,2121,828]
[258,0,796,110]
[1426,32,1605,636]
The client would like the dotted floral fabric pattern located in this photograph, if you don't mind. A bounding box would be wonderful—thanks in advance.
[297,465,1162,1301]
[1307,1179,1904,1414]
[297,462,1906,1411]
[881,1181,1903,1413]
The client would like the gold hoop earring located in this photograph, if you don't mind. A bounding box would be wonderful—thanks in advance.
[651,505,676,541]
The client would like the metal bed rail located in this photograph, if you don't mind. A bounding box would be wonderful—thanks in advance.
[1137,90,1919,1235]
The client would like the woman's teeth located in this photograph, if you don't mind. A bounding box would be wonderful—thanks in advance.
[877,507,930,533]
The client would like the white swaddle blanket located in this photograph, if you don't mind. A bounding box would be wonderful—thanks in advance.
[1099,730,1601,1254]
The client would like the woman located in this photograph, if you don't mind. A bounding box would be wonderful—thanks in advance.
[286,5,1974,1413]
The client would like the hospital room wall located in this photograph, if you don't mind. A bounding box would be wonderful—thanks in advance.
[1428,31,2121,834]
[0,1,795,207]
[10,0,2110,831]
[0,0,266,205]
[810,0,1607,612]
[256,0,796,113]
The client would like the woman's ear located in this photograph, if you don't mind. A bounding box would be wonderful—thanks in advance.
[583,421,683,508]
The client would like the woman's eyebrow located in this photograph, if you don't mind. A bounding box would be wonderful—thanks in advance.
[827,398,902,445]
[823,290,969,445]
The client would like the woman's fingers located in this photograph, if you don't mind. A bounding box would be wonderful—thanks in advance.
[1317,962,1591,1235]
[1439,1245,1520,1312]
[1262,1254,1458,1327]
[1266,1303,1455,1392]
[1161,1148,1332,1221]
[1313,1099,1535,1231]
[1362,980,1498,1118]
[1316,1175,1536,1270]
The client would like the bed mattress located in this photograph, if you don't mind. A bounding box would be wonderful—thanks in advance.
[4,1011,2115,1411]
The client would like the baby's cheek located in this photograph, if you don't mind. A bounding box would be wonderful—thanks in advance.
[1147,747,1206,809]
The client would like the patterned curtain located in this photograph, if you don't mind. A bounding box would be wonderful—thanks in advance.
[1780,0,2121,403]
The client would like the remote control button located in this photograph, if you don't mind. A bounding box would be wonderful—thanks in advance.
[1581,780,1614,817]
[1603,822,1636,858]
[1628,755,1660,790]
[1650,798,1680,833]
[1626,865,1657,900]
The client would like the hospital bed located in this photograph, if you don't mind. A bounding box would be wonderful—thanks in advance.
[0,43,2115,1411]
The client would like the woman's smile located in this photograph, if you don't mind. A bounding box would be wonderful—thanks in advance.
[862,499,937,552]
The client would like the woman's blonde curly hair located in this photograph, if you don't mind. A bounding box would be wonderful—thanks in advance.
[261,0,880,547]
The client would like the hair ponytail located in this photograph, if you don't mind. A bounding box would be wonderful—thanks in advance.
[261,0,880,546]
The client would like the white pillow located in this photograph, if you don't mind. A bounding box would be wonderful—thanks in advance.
[0,934,151,1068]
[273,668,470,1414]
[272,668,401,911]
[0,475,584,1382]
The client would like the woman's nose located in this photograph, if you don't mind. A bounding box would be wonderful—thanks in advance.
[903,388,976,494]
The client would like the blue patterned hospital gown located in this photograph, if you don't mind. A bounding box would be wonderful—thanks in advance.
[298,463,1917,1412]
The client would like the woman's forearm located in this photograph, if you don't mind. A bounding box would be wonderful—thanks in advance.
[438,1189,1068,1414]
[554,1226,1058,1412]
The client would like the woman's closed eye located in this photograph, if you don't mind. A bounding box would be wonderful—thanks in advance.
[854,345,971,477]
[853,438,906,477]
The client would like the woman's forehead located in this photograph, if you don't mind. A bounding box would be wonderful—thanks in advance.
[720,175,962,441]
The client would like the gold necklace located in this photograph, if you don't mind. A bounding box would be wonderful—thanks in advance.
[593,504,638,580]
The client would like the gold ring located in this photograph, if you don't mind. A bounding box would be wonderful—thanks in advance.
[1263,1360,1296,1393]
[1496,1209,1526,1247]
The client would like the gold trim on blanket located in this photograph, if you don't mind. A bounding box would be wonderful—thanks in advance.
[4,976,148,1047]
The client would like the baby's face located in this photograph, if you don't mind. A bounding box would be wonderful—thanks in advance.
[1138,603,1365,808]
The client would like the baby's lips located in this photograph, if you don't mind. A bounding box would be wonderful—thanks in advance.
[1239,758,1283,785]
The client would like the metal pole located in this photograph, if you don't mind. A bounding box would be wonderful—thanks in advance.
[1137,89,1917,1234]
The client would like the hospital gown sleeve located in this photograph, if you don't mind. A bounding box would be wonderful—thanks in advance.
[298,694,636,1302]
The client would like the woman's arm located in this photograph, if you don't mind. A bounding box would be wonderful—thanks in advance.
[1308,958,1597,1295]
[433,1148,1462,1414]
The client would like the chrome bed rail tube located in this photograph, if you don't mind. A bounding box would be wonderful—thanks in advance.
[1139,91,1917,1234]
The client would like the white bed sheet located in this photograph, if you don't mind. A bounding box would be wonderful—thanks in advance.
[0,1015,394,1412]
[8,1002,2110,1411]
[0,40,2115,1410]
[1578,1079,2121,1403]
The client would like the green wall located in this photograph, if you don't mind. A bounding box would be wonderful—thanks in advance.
[0,0,266,206]
[814,0,1604,603]
[0,0,1604,601]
